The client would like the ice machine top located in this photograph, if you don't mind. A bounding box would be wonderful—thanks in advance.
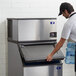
[8,18,57,42]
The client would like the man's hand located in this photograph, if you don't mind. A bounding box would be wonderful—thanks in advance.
[46,53,53,61]
[47,38,66,62]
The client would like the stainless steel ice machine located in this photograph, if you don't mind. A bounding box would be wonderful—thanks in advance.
[8,18,64,76]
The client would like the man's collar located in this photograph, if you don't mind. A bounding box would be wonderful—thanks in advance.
[69,12,76,17]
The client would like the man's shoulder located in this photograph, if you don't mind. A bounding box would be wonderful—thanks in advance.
[69,14,76,22]
[65,17,75,25]
[64,19,73,28]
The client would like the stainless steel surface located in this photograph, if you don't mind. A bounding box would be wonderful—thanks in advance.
[12,20,18,40]
[8,18,57,41]
[18,20,56,41]
[8,42,23,76]
[24,64,62,76]
[8,20,18,40]
[8,18,63,76]
[8,42,63,76]
[20,45,64,61]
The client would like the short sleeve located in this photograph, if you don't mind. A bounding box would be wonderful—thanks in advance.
[61,22,73,39]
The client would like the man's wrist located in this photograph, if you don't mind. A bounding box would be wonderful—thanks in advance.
[50,52,54,56]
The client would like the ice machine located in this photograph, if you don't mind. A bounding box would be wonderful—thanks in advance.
[8,18,64,76]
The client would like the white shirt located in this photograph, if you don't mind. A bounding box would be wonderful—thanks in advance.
[61,12,76,42]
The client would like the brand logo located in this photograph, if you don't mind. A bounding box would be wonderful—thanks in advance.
[56,67,61,70]
[50,22,55,24]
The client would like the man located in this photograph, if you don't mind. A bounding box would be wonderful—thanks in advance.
[47,2,76,71]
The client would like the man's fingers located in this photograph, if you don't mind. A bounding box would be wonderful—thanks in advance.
[47,57,52,61]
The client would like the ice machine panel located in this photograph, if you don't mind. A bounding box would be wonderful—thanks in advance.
[19,44,64,62]
[8,18,57,41]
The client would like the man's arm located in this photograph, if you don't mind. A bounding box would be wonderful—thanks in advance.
[47,37,66,61]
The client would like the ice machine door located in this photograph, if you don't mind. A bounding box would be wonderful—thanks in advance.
[24,64,62,76]
[19,44,64,62]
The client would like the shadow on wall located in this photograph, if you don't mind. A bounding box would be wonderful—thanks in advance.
[0,19,8,76]
[0,20,7,45]
[0,20,7,34]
